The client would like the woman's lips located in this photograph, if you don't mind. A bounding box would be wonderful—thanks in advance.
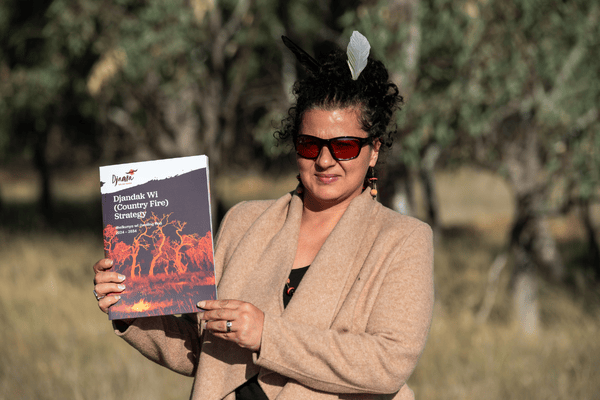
[316,174,339,184]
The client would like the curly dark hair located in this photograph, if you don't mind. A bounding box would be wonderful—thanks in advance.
[276,49,403,151]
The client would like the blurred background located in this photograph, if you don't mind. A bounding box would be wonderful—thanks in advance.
[1,0,599,398]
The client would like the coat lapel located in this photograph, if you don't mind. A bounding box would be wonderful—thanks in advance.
[195,189,379,399]
[218,191,303,314]
[195,191,303,399]
[258,191,379,399]
[282,190,377,327]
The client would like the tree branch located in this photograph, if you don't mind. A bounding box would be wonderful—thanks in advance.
[476,251,509,325]
[211,0,252,71]
[538,4,599,118]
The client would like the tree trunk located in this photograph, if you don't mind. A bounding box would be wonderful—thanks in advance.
[508,187,565,336]
[580,199,600,278]
[379,163,414,216]
[511,247,540,336]
[387,0,421,103]
[531,216,565,281]
[419,144,441,239]
[376,0,421,218]
[34,132,52,224]
[501,115,564,335]
[508,194,540,336]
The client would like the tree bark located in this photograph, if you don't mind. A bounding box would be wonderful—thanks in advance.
[501,115,565,335]
[508,193,540,336]
[511,247,540,336]
[379,163,414,216]
[377,0,421,219]
[34,131,52,224]
[476,251,508,325]
[580,199,600,278]
[419,143,441,239]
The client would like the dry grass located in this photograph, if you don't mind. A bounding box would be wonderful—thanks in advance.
[409,230,600,400]
[0,231,192,399]
[1,166,599,399]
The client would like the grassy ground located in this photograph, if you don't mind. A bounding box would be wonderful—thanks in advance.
[410,229,600,400]
[1,166,599,399]
[0,230,192,400]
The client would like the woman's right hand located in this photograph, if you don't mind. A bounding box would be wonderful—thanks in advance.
[92,258,126,314]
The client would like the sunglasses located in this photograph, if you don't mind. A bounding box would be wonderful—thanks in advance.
[294,135,372,161]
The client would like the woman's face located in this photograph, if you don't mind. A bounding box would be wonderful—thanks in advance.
[296,108,380,209]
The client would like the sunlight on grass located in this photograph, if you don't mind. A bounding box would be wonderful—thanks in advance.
[409,232,600,400]
[0,231,192,400]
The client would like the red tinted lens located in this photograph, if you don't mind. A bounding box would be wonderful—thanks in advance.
[296,136,321,158]
[330,139,361,160]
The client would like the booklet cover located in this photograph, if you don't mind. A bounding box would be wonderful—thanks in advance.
[99,155,216,320]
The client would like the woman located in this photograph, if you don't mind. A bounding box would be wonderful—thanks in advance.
[93,32,433,399]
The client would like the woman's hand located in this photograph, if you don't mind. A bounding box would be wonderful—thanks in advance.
[198,300,264,352]
[92,258,126,314]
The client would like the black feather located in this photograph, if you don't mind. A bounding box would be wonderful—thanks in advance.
[281,35,321,74]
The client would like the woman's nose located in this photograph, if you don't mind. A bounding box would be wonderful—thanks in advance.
[315,144,336,168]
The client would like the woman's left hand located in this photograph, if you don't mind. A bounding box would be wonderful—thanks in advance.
[198,300,264,352]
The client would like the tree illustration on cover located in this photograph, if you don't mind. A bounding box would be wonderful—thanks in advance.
[103,212,215,319]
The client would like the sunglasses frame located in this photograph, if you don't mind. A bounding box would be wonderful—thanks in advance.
[294,134,373,161]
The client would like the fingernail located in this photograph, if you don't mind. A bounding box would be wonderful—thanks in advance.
[114,295,121,300]
[197,312,204,319]
[118,284,125,290]
[197,301,205,308]
[107,259,113,266]
[118,274,126,281]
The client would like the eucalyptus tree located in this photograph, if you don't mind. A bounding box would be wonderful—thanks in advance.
[443,0,599,334]
[341,0,600,333]
[0,0,293,221]
[0,0,103,221]
[1,0,367,223]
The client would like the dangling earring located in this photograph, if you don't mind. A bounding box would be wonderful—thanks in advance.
[368,167,377,199]
[296,174,304,194]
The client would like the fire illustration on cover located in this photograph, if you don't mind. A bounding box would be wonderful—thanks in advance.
[103,212,215,319]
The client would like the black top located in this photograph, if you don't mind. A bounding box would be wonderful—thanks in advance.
[235,266,310,400]
[283,266,310,308]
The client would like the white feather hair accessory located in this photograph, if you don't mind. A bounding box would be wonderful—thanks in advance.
[346,31,371,80]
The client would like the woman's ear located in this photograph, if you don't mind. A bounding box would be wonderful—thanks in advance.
[369,139,381,167]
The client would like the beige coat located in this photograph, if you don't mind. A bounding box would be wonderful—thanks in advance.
[116,189,434,400]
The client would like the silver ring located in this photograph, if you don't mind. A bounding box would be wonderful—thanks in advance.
[93,289,105,301]
[226,320,232,333]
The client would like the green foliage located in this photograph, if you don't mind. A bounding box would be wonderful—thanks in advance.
[0,0,102,167]
[339,0,600,206]
[1,0,597,206]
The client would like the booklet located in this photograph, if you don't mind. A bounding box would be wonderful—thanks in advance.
[99,155,216,320]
